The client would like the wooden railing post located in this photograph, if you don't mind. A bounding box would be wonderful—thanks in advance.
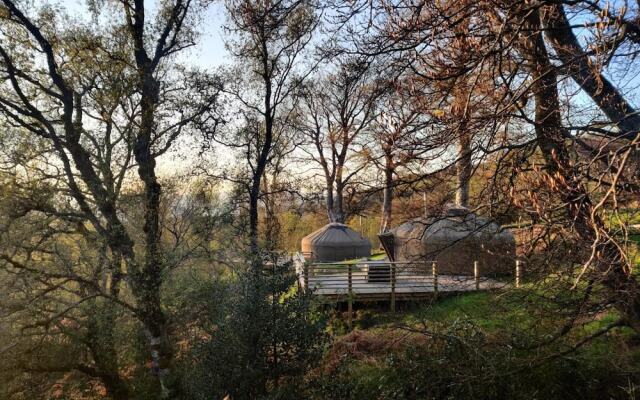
[474,261,480,290]
[390,263,396,313]
[432,261,438,296]
[347,263,353,329]
[515,260,521,288]
[303,262,309,291]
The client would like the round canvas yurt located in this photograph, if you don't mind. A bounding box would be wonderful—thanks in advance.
[301,223,372,262]
[388,206,515,275]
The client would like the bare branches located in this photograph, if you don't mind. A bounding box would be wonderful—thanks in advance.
[542,2,640,140]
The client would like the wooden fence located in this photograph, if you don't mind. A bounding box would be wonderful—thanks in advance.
[293,253,523,328]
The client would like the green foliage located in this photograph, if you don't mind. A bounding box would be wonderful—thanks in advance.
[182,260,328,400]
[302,292,640,400]
[277,211,326,252]
[307,331,639,400]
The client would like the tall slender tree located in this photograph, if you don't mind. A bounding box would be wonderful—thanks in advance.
[220,0,319,259]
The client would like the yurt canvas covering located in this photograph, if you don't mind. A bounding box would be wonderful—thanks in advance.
[301,223,372,262]
[386,207,515,275]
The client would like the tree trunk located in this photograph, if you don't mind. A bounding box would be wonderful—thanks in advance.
[334,183,346,224]
[456,131,472,208]
[452,16,473,209]
[261,172,279,251]
[86,300,130,400]
[325,179,335,223]
[132,69,174,398]
[541,3,640,140]
[249,45,275,261]
[519,7,640,333]
[89,251,129,400]
[249,179,261,256]
[380,155,394,233]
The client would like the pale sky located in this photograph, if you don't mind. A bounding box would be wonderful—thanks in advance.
[51,0,232,177]
[30,0,640,180]
[178,3,230,70]
[56,0,230,70]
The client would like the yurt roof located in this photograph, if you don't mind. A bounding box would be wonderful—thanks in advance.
[392,206,514,243]
[302,223,371,248]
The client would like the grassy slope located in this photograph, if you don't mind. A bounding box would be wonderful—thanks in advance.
[311,288,640,399]
[304,222,640,398]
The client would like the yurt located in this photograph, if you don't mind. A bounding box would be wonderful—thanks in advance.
[380,206,515,275]
[301,223,372,262]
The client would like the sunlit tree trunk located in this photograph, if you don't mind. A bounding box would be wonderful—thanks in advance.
[455,130,472,208]
[334,181,346,223]
[325,178,336,222]
[380,153,394,233]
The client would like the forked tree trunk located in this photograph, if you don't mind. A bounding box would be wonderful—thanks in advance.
[133,72,174,399]
[249,50,275,262]
[519,7,640,333]
[86,300,130,400]
[452,16,473,209]
[87,252,129,400]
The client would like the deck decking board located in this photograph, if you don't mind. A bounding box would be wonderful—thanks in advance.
[293,254,510,302]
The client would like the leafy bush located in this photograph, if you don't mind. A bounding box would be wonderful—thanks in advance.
[303,317,640,400]
[182,260,327,400]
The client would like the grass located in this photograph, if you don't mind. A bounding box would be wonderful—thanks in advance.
[346,292,535,338]
[308,236,640,399]
[317,288,640,399]
[606,208,640,228]
[339,280,638,351]
[368,251,387,261]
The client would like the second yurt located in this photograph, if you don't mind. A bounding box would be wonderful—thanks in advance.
[382,206,515,275]
[301,223,372,262]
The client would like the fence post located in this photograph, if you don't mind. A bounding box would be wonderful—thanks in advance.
[474,261,480,290]
[515,260,521,288]
[390,263,396,313]
[348,263,353,329]
[432,261,438,296]
[303,262,309,291]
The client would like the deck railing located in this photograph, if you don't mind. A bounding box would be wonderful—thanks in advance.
[300,261,437,292]
[293,253,522,328]
[302,260,438,314]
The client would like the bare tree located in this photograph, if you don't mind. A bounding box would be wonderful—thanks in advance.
[366,83,433,233]
[298,57,381,223]
[509,1,640,332]
[219,0,319,259]
[327,0,640,335]
[542,2,640,140]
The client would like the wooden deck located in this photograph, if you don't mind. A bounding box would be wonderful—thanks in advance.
[293,254,509,302]
[307,272,504,298]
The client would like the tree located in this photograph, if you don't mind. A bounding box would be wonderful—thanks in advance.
[508,0,640,332]
[0,0,219,396]
[367,84,432,233]
[541,2,640,140]
[327,0,640,335]
[184,258,327,400]
[298,57,381,223]
[219,0,319,259]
